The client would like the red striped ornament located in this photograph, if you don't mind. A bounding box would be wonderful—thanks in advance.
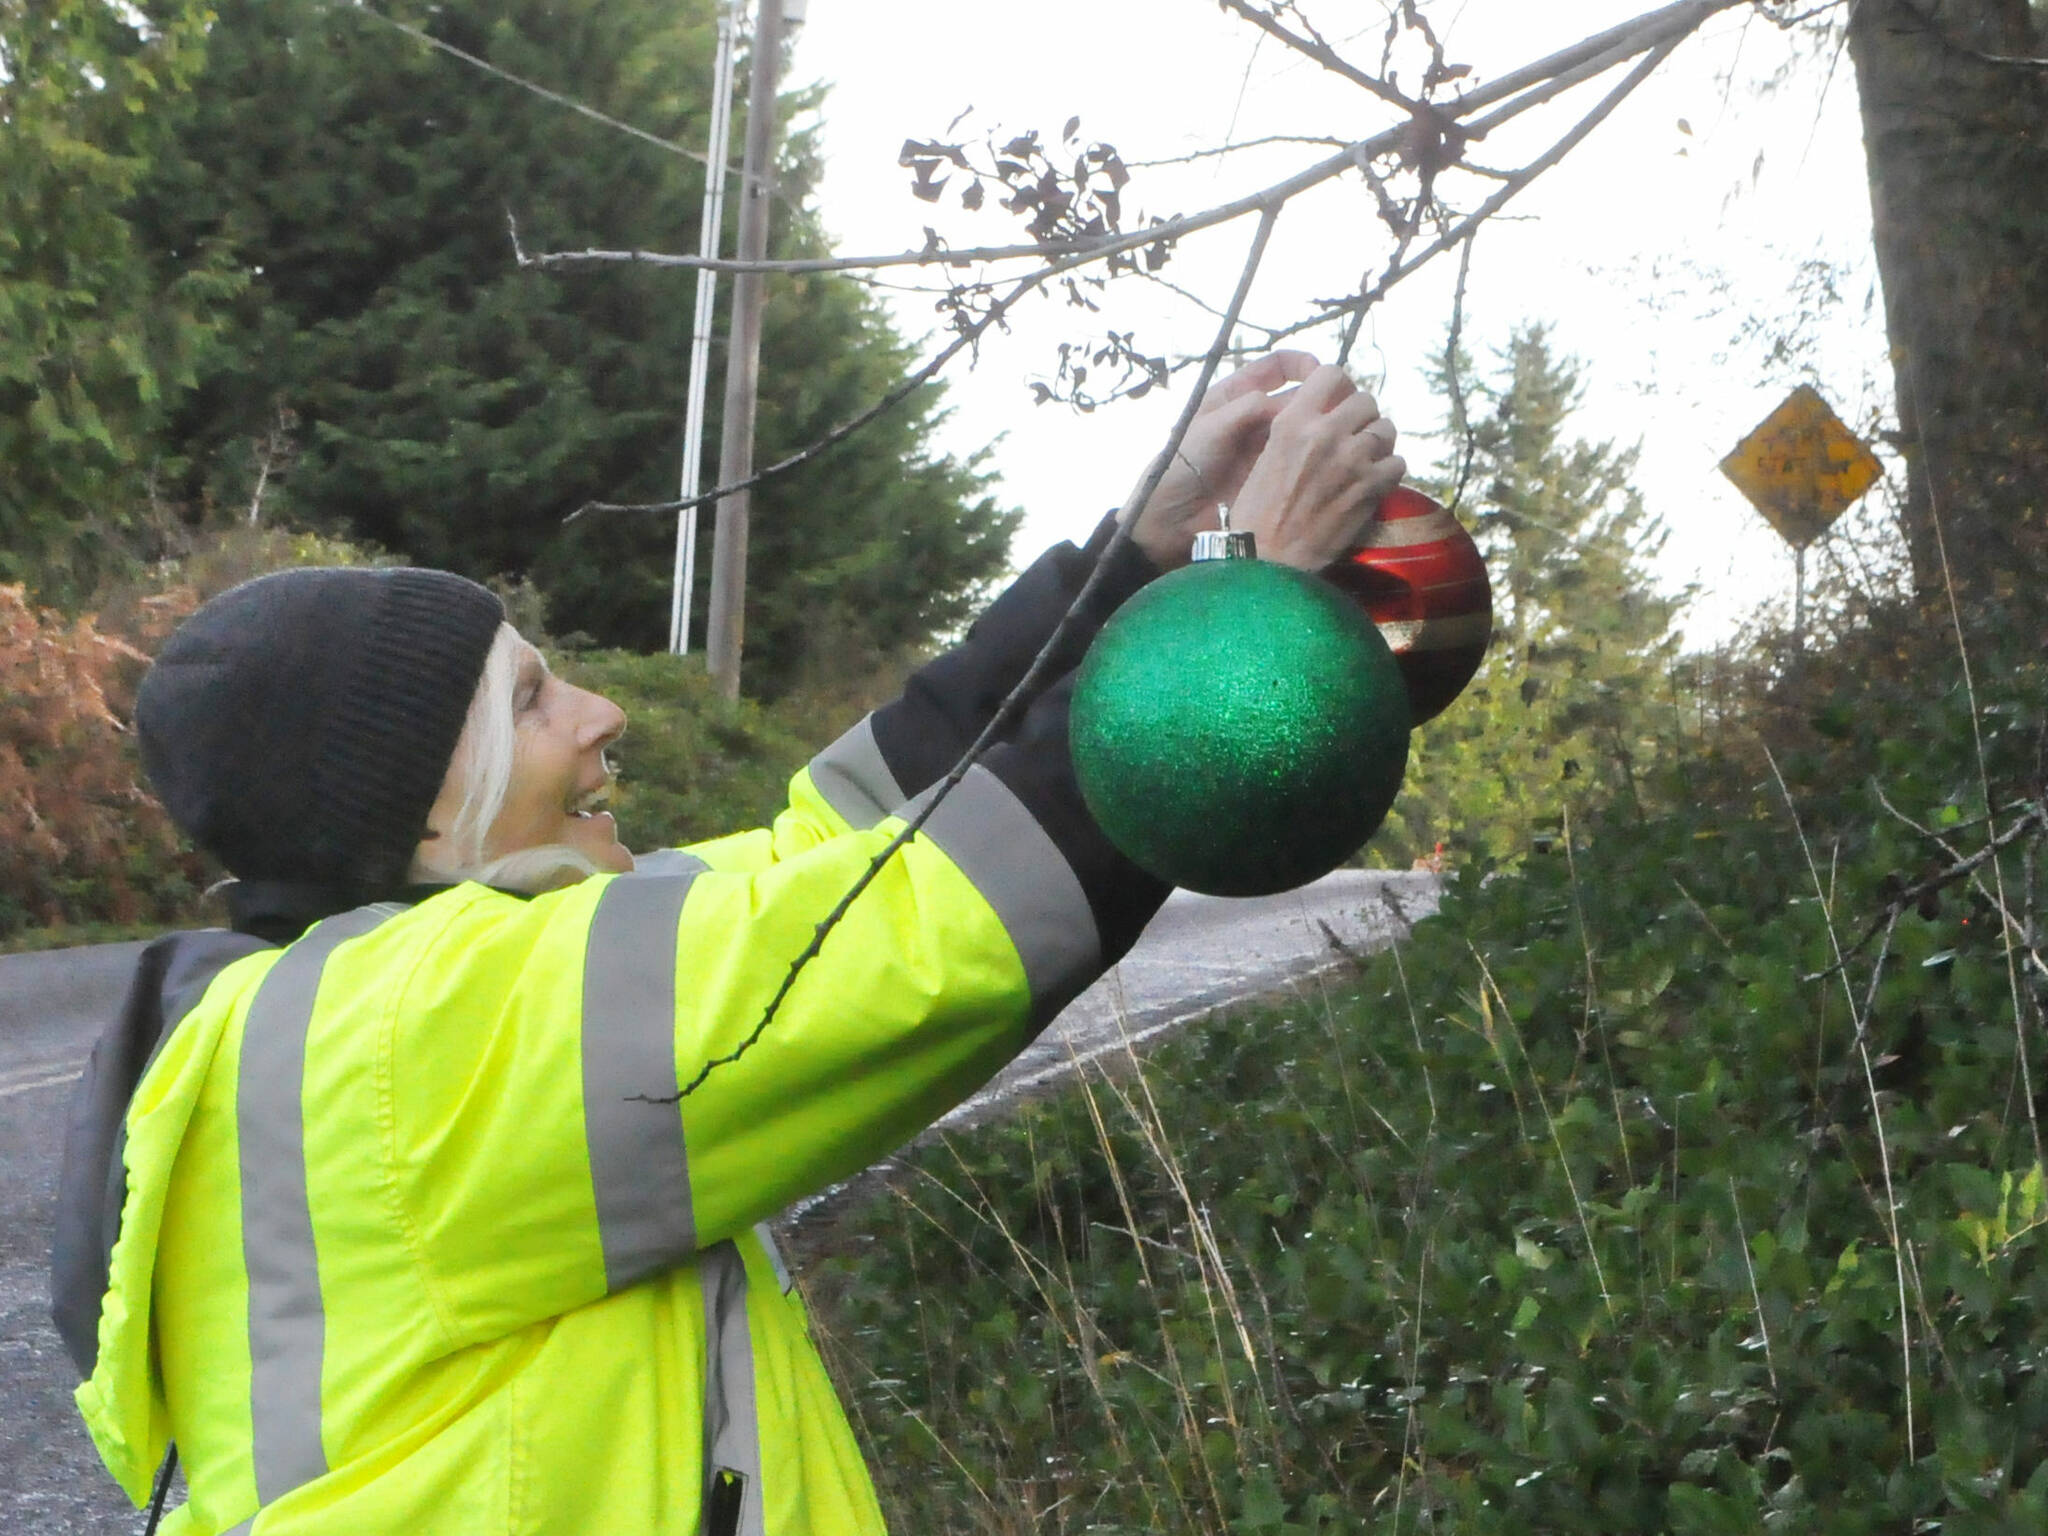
[1318,486,1493,725]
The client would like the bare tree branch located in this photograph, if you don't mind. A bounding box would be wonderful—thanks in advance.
[520,0,1747,280]
[554,2,1734,532]
[518,124,1389,279]
[1137,269,1289,342]
[666,205,1287,1100]
[565,188,1280,521]
[1444,231,1481,516]
[1805,793,2048,982]
[1269,37,1689,348]
[1873,787,2048,984]
[1758,0,1853,27]
[1454,0,1738,108]
[569,269,1043,522]
[1122,133,1353,171]
[1214,0,1424,112]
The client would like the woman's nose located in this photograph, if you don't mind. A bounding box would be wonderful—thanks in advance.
[578,689,628,750]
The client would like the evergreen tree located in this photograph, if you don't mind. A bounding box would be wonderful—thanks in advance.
[132,0,1014,693]
[0,0,240,602]
[1390,325,1685,863]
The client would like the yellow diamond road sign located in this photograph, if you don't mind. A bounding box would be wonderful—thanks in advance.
[1719,385,1884,548]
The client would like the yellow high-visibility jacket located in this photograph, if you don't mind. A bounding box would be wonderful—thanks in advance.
[54,527,1166,1535]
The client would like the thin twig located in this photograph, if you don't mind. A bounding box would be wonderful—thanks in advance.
[1563,802,1637,1188]
[1122,133,1353,171]
[668,205,1284,1099]
[1470,947,1618,1320]
[1673,878,1735,951]
[522,0,1743,281]
[1764,743,1916,1458]
[1389,1233,1433,1533]
[1265,38,1688,347]
[1337,162,1436,368]
[569,266,1042,522]
[1759,0,1852,27]
[1214,0,1424,113]
[1869,783,2048,983]
[1727,1176,1781,1394]
[1803,803,2048,981]
[1138,267,1288,340]
[1443,230,1481,516]
[1909,348,2045,1166]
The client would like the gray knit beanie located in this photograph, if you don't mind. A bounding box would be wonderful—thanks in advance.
[136,567,505,890]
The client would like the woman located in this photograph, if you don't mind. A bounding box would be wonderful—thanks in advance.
[52,356,1402,1534]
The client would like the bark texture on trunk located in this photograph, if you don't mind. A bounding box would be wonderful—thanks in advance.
[1847,0,2048,605]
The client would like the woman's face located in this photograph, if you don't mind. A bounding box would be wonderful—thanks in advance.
[424,636,634,879]
[495,639,633,874]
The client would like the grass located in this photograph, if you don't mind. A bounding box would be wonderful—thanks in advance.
[795,691,2048,1533]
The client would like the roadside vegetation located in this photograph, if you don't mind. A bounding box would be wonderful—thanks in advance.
[801,607,2048,1532]
[0,525,835,949]
[6,0,2046,1527]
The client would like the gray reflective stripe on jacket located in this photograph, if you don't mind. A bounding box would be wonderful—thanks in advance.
[807,717,906,828]
[700,1240,765,1536]
[586,863,775,1536]
[238,905,402,1509]
[905,765,1101,1027]
[633,847,710,878]
[582,863,705,1291]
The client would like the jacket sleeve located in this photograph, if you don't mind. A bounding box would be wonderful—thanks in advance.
[638,518,1152,881]
[388,668,1168,1348]
[785,514,1159,840]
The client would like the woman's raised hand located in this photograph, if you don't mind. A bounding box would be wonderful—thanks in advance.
[1120,350,1321,569]
[1230,363,1404,572]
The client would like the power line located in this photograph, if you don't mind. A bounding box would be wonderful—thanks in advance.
[345,1,710,168]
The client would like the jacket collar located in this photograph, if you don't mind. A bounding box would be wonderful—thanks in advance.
[223,879,466,945]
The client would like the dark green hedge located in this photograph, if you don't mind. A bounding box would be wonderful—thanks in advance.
[802,638,2048,1534]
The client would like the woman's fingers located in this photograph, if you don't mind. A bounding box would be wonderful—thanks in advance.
[1284,363,1359,417]
[1355,415,1399,462]
[1322,384,1384,437]
[1199,350,1320,413]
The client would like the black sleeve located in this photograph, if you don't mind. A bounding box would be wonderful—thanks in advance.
[803,513,1162,827]
[876,512,1157,795]
[973,668,1172,966]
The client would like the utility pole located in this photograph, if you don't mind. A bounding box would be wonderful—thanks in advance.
[704,0,799,699]
[668,0,738,655]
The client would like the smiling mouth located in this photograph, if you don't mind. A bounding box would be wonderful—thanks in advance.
[567,783,613,819]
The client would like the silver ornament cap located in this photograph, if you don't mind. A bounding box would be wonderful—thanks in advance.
[1192,529,1258,562]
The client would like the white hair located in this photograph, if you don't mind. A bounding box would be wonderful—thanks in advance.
[410,623,600,893]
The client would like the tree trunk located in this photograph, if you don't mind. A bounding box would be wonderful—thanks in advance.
[1847,0,2048,608]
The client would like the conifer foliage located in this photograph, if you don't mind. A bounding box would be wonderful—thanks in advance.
[1389,326,1683,863]
[0,0,241,603]
[130,0,1015,693]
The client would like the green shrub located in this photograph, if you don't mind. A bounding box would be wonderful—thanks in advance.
[801,628,2048,1534]
[556,649,854,851]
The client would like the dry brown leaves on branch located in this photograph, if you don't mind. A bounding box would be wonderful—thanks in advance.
[0,586,202,935]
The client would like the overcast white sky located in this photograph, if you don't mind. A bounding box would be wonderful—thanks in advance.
[782,1,1891,647]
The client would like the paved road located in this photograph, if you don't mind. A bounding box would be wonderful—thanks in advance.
[0,871,1435,1530]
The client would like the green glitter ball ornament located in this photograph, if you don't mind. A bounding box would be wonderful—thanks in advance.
[1071,542,1411,897]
